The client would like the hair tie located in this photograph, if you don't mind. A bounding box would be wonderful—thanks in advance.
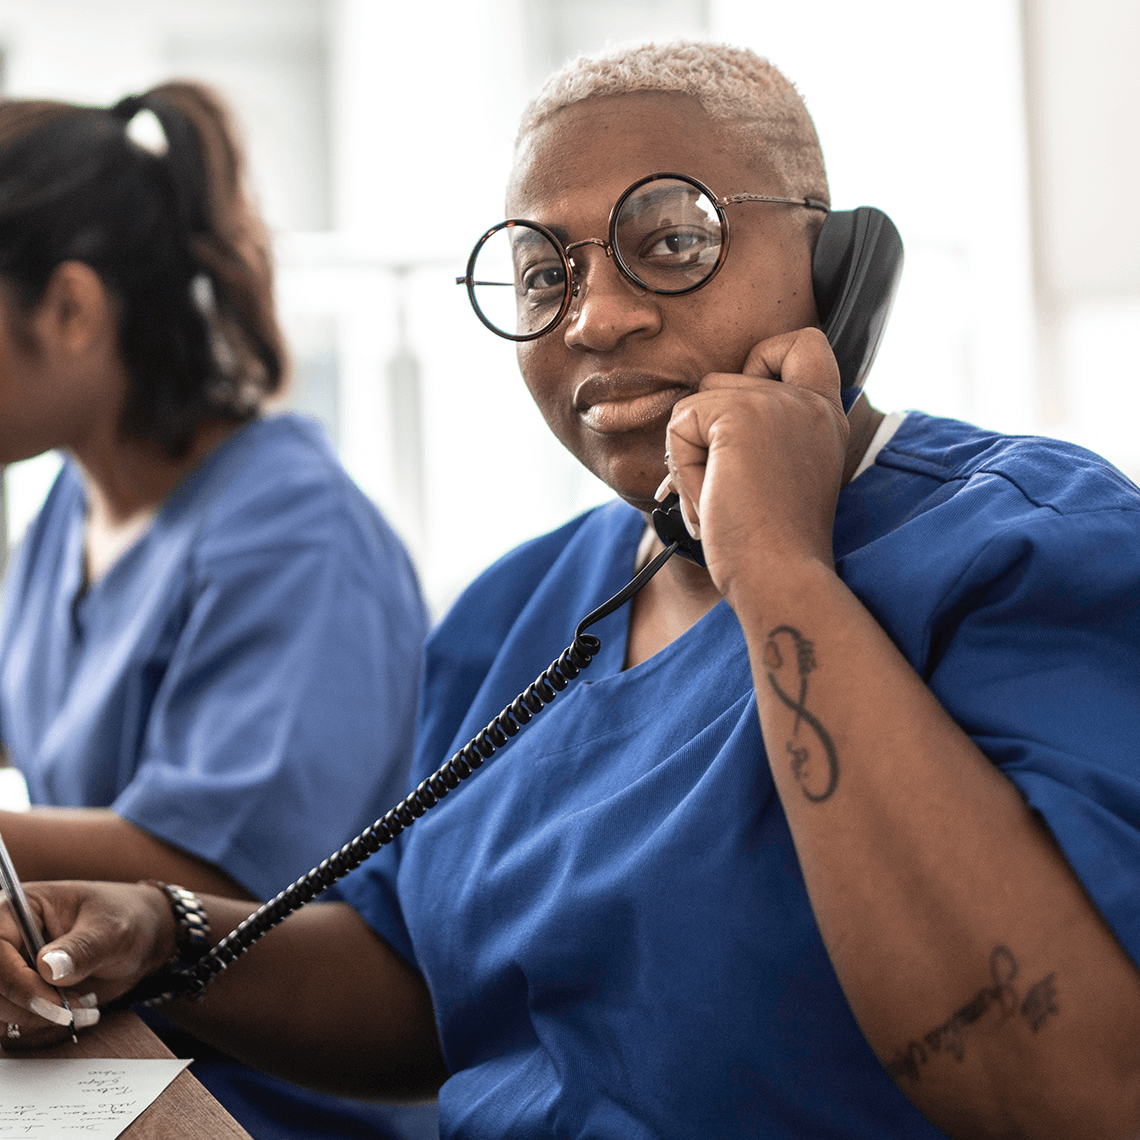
[112,95,169,156]
[110,94,147,123]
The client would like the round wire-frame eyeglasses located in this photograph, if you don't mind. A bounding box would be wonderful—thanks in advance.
[456,171,829,342]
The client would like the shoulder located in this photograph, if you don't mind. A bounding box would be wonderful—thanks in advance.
[176,414,411,571]
[1,459,83,590]
[436,500,638,640]
[876,412,1140,517]
[198,413,361,523]
[414,500,640,763]
[840,412,1140,562]
[841,412,1140,664]
[14,456,83,534]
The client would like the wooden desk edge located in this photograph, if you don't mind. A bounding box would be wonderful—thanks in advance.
[3,1006,252,1138]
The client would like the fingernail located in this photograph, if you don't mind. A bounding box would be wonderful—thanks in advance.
[30,996,72,1026]
[73,1007,100,1029]
[76,993,99,1009]
[654,475,674,503]
[42,950,74,982]
[682,500,701,540]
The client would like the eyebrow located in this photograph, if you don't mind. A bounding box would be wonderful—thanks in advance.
[537,222,571,245]
[510,224,558,245]
[621,183,705,219]
[520,184,710,245]
[509,222,569,249]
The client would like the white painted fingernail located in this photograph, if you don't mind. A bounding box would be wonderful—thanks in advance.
[30,996,72,1026]
[77,993,99,1009]
[654,475,674,503]
[681,500,701,540]
[73,1007,100,1029]
[42,950,74,982]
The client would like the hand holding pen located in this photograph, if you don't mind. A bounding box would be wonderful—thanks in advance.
[0,829,99,1042]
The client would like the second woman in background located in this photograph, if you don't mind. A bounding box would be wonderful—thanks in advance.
[0,83,437,1140]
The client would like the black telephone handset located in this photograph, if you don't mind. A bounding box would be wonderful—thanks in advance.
[146,212,904,1007]
[651,206,905,564]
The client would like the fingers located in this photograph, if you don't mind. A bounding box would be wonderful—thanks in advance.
[35,883,170,989]
[0,1005,100,1051]
[0,935,49,1018]
[0,881,171,1046]
[28,996,94,1028]
[662,325,841,498]
[0,881,173,1044]
[664,325,845,488]
[0,936,98,1048]
[702,326,841,405]
[659,420,708,545]
[35,938,89,988]
[654,327,850,591]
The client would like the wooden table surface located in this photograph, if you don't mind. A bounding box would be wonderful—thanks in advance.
[5,1006,252,1138]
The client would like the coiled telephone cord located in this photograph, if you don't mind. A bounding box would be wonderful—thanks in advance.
[158,540,679,1003]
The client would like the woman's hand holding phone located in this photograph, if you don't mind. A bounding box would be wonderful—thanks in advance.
[659,325,848,609]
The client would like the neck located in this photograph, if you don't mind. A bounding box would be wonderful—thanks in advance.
[72,417,244,582]
[841,391,885,485]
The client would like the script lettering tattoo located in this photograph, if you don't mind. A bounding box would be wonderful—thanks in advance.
[1020,972,1059,1033]
[763,626,838,802]
[888,1040,927,1083]
[885,945,1060,1083]
[921,947,1018,1062]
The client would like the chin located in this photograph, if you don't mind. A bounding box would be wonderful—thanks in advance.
[579,436,668,505]
[600,472,666,517]
[584,458,655,505]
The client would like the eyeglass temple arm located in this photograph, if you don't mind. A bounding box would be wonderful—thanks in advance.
[720,193,829,213]
[453,191,829,290]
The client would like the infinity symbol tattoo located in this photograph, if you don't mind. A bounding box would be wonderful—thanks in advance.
[764,625,839,802]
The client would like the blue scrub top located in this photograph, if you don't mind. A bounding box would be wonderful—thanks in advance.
[0,413,428,897]
[333,412,1140,1139]
[0,412,439,1140]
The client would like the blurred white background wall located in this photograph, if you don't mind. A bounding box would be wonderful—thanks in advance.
[0,0,1136,618]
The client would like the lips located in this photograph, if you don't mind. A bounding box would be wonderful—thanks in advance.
[573,372,692,434]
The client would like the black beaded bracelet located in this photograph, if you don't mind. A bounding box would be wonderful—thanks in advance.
[126,882,211,1007]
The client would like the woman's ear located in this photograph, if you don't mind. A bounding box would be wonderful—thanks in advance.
[30,261,117,361]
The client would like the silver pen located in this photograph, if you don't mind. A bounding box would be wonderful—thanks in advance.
[0,828,77,1042]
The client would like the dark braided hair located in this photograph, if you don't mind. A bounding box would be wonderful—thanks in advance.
[0,82,285,457]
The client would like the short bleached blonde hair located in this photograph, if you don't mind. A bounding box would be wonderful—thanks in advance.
[517,38,830,206]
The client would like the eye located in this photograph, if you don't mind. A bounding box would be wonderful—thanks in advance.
[520,261,567,295]
[638,226,720,269]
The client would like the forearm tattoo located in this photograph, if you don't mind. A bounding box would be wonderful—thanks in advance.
[764,625,839,802]
[885,945,1060,1083]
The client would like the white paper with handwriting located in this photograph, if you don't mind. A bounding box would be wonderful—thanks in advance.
[0,1058,190,1136]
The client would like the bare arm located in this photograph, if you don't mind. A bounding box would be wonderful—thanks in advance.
[664,328,1140,1139]
[167,897,447,1099]
[736,560,1140,1138]
[0,882,447,1100]
[0,807,255,899]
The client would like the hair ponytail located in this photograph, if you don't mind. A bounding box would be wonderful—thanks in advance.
[0,81,285,456]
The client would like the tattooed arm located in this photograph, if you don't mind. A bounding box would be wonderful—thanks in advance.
[661,328,1140,1139]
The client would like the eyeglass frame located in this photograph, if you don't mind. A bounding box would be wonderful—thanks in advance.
[455,171,830,342]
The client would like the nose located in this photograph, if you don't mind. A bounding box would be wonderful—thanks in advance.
[562,244,661,352]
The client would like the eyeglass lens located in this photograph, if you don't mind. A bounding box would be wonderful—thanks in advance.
[469,223,567,339]
[468,177,724,339]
